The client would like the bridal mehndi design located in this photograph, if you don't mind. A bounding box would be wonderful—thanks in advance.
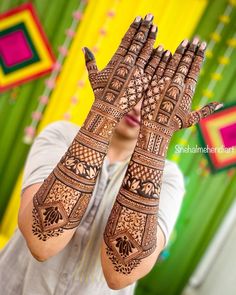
[104,38,221,274]
[32,14,159,241]
[32,15,220,276]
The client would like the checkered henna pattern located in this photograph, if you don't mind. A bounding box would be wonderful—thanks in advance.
[104,39,222,274]
[32,15,159,241]
[84,14,157,132]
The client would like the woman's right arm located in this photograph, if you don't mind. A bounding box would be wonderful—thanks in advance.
[18,14,158,261]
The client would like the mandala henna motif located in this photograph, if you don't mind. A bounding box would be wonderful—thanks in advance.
[32,15,159,241]
[104,38,222,274]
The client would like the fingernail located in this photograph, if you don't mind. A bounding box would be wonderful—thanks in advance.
[82,47,85,53]
[145,13,153,21]
[151,25,157,32]
[200,41,207,50]
[215,103,224,110]
[193,37,199,45]
[157,45,164,51]
[83,47,94,61]
[182,39,189,47]
[135,16,142,23]
[165,50,171,57]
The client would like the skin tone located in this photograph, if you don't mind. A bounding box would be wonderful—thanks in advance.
[108,99,142,164]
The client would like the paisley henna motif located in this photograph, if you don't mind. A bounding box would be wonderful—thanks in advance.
[104,38,222,274]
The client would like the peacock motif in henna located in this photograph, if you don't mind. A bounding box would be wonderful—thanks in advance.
[104,38,222,274]
[32,15,161,241]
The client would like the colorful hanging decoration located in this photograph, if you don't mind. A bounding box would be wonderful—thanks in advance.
[198,103,236,172]
[0,3,55,92]
[23,0,87,144]
[62,4,118,122]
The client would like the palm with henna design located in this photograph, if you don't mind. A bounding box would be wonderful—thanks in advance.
[141,38,223,135]
[102,38,223,276]
[83,14,159,129]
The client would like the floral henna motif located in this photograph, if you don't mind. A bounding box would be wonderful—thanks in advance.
[32,207,64,241]
[104,193,158,274]
[104,38,222,274]
[32,129,108,240]
[43,206,63,226]
[64,139,102,179]
[116,236,135,257]
[106,247,141,275]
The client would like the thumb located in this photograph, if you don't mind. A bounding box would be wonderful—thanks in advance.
[185,102,224,127]
[82,47,98,76]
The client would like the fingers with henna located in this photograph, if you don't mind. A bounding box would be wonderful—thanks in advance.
[175,37,199,79]
[136,24,158,68]
[82,47,99,83]
[154,50,172,81]
[144,45,165,77]
[164,39,188,79]
[185,102,223,127]
[186,41,207,83]
[112,16,142,60]
[124,13,154,66]
[183,40,207,100]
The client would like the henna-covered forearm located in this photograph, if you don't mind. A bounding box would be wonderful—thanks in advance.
[104,125,171,274]
[32,15,158,242]
[103,49,172,274]
[32,113,113,241]
[103,38,222,276]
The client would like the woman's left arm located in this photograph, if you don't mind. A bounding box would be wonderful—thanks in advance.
[101,38,222,290]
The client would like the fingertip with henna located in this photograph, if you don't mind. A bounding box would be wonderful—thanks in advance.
[132,16,142,28]
[214,103,224,111]
[200,41,207,50]
[155,45,164,57]
[189,36,200,52]
[163,50,171,61]
[143,13,154,27]
[145,13,154,21]
[83,47,95,63]
[150,24,158,38]
[151,25,157,32]
[176,39,188,54]
[197,41,207,57]
[134,16,142,23]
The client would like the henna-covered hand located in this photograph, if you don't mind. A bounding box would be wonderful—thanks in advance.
[82,14,159,139]
[142,38,223,133]
[31,15,161,243]
[103,39,222,276]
